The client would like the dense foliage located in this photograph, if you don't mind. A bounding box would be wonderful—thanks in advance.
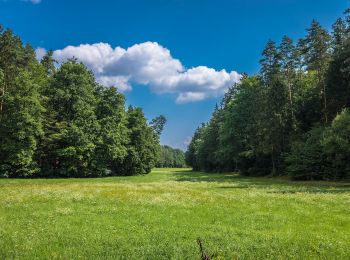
[0,26,163,178]
[156,145,186,168]
[186,9,350,181]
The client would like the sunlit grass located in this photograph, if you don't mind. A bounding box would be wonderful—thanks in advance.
[0,168,349,259]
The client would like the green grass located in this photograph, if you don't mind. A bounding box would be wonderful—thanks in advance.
[0,168,349,259]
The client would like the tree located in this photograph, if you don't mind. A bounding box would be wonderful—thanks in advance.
[279,36,297,127]
[304,20,332,123]
[260,40,281,84]
[260,39,290,175]
[94,86,128,175]
[186,7,350,181]
[323,109,350,180]
[0,25,166,178]
[0,27,45,177]
[120,106,160,175]
[287,109,350,181]
[326,37,350,120]
[0,71,44,177]
[40,50,56,76]
[185,124,206,171]
[0,28,24,113]
[150,115,167,136]
[344,7,350,34]
[0,69,3,113]
[157,145,186,168]
[295,39,307,77]
[40,60,100,177]
[218,77,268,175]
[264,77,289,175]
[197,104,223,172]
[332,18,347,51]
[286,127,328,180]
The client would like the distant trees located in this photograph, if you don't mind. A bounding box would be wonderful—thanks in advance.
[0,27,162,178]
[185,124,206,171]
[186,7,350,181]
[157,145,186,168]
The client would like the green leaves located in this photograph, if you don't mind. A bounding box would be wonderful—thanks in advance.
[0,71,44,177]
[157,145,186,168]
[122,107,160,175]
[186,7,350,180]
[0,29,161,178]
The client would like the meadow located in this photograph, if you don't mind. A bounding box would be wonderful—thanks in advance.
[0,168,349,259]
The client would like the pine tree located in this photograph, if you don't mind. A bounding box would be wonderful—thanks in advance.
[332,18,346,52]
[344,8,350,34]
[279,36,297,127]
[304,20,332,123]
[326,37,350,120]
[264,77,289,175]
[260,40,281,84]
[40,50,56,76]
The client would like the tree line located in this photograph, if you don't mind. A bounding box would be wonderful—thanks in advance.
[0,26,166,178]
[156,145,186,168]
[186,8,350,181]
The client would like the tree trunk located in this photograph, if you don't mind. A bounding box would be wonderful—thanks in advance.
[271,145,276,176]
[323,82,328,123]
[287,77,296,129]
[318,69,328,124]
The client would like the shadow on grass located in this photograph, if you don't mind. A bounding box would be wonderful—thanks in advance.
[270,188,350,194]
[172,169,350,194]
[219,186,250,189]
[173,170,240,183]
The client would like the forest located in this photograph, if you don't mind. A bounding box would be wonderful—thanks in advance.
[186,8,350,181]
[1,8,350,180]
[0,2,349,259]
[0,25,172,178]
[156,145,186,168]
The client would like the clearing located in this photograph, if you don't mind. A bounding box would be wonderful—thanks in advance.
[0,168,349,259]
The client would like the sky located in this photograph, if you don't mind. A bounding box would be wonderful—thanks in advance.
[0,0,348,149]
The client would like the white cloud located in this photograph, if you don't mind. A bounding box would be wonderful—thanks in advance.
[176,92,206,104]
[183,136,192,147]
[35,47,46,61]
[38,41,241,103]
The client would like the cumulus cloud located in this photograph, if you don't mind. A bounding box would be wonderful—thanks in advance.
[35,47,46,61]
[38,41,241,103]
[176,92,206,104]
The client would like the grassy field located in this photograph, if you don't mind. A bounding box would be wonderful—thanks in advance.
[0,168,349,259]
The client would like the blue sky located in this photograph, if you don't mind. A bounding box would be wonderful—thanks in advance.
[1,0,348,149]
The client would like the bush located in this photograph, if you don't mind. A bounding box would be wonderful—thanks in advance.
[323,109,350,180]
[286,127,329,180]
[286,110,350,181]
